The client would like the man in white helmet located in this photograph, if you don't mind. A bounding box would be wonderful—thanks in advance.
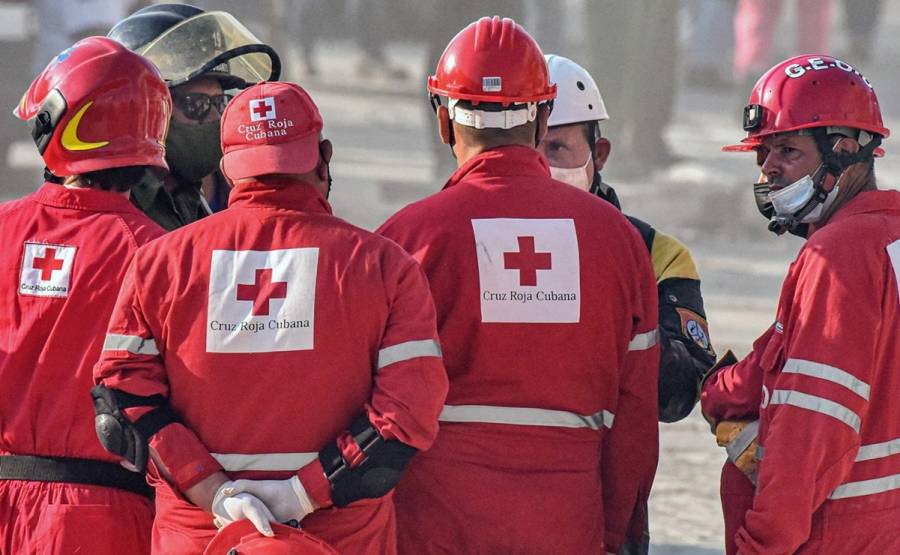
[539,54,718,553]
[541,54,718,425]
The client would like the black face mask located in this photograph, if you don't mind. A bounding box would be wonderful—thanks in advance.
[165,119,222,184]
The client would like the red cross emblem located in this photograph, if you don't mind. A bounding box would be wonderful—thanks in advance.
[504,236,552,286]
[236,268,287,316]
[32,247,65,281]
[249,97,275,121]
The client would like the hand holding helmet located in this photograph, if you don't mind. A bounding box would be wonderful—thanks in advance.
[217,476,317,525]
[211,481,278,536]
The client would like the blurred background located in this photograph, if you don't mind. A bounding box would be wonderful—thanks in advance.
[1,1,898,552]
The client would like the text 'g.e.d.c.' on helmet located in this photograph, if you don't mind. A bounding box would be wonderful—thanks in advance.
[428,16,556,130]
[15,36,171,178]
[723,54,890,158]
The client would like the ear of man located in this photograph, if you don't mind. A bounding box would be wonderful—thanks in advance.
[593,136,612,172]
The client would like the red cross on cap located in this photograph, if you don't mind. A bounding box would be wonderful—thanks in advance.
[249,97,275,121]
[252,102,270,118]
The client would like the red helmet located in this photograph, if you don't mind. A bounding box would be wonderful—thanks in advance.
[428,16,556,106]
[16,36,171,177]
[724,54,890,153]
[203,521,338,555]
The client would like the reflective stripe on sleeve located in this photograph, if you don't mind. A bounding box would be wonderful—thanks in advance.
[828,436,900,500]
[628,328,659,351]
[782,359,870,400]
[856,438,900,462]
[769,390,861,433]
[439,404,614,430]
[726,420,759,464]
[829,473,900,500]
[102,334,159,356]
[377,339,442,369]
[210,452,318,472]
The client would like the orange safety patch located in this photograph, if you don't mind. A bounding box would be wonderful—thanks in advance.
[676,307,713,354]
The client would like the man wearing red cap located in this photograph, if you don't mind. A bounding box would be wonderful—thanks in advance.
[93,81,448,554]
[377,17,659,554]
[702,55,900,553]
[0,37,169,554]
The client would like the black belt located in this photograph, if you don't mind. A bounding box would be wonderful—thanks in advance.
[0,454,153,499]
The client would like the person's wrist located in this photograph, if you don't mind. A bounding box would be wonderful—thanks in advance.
[185,471,230,512]
[289,475,318,516]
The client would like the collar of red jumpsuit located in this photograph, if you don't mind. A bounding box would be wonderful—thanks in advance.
[443,144,552,190]
[34,181,146,214]
[227,176,332,214]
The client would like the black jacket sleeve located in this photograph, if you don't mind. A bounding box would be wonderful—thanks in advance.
[657,277,716,422]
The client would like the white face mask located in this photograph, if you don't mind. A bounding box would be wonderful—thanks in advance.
[549,154,592,191]
[767,171,839,224]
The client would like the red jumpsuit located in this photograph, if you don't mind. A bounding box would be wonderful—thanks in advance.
[94,180,448,555]
[377,146,660,554]
[702,190,900,553]
[0,183,162,554]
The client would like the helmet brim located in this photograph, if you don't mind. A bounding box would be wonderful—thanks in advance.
[723,139,885,157]
[721,142,756,153]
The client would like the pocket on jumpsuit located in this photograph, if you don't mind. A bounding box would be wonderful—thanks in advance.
[33,503,137,555]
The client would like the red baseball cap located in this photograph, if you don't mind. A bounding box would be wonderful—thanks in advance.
[203,521,338,555]
[221,81,324,180]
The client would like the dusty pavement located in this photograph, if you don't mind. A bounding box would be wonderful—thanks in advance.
[4,2,900,552]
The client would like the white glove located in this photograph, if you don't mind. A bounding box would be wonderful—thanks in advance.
[211,481,277,536]
[221,476,317,524]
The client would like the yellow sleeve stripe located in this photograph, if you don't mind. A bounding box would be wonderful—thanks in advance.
[650,231,700,283]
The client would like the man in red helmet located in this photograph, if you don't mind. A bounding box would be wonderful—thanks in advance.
[0,37,170,554]
[701,55,900,553]
[92,81,448,555]
[377,17,659,554]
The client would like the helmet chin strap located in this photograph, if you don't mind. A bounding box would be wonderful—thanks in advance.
[43,167,64,184]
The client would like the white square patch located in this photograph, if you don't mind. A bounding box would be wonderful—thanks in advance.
[207,248,318,353]
[471,219,580,323]
[889,239,900,309]
[19,242,76,298]
[249,97,276,122]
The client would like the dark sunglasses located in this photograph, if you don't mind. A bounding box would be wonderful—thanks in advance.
[173,92,233,121]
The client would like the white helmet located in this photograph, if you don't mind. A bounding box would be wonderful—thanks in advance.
[545,54,609,127]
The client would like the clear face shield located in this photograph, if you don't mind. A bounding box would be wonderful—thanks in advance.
[136,12,280,89]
